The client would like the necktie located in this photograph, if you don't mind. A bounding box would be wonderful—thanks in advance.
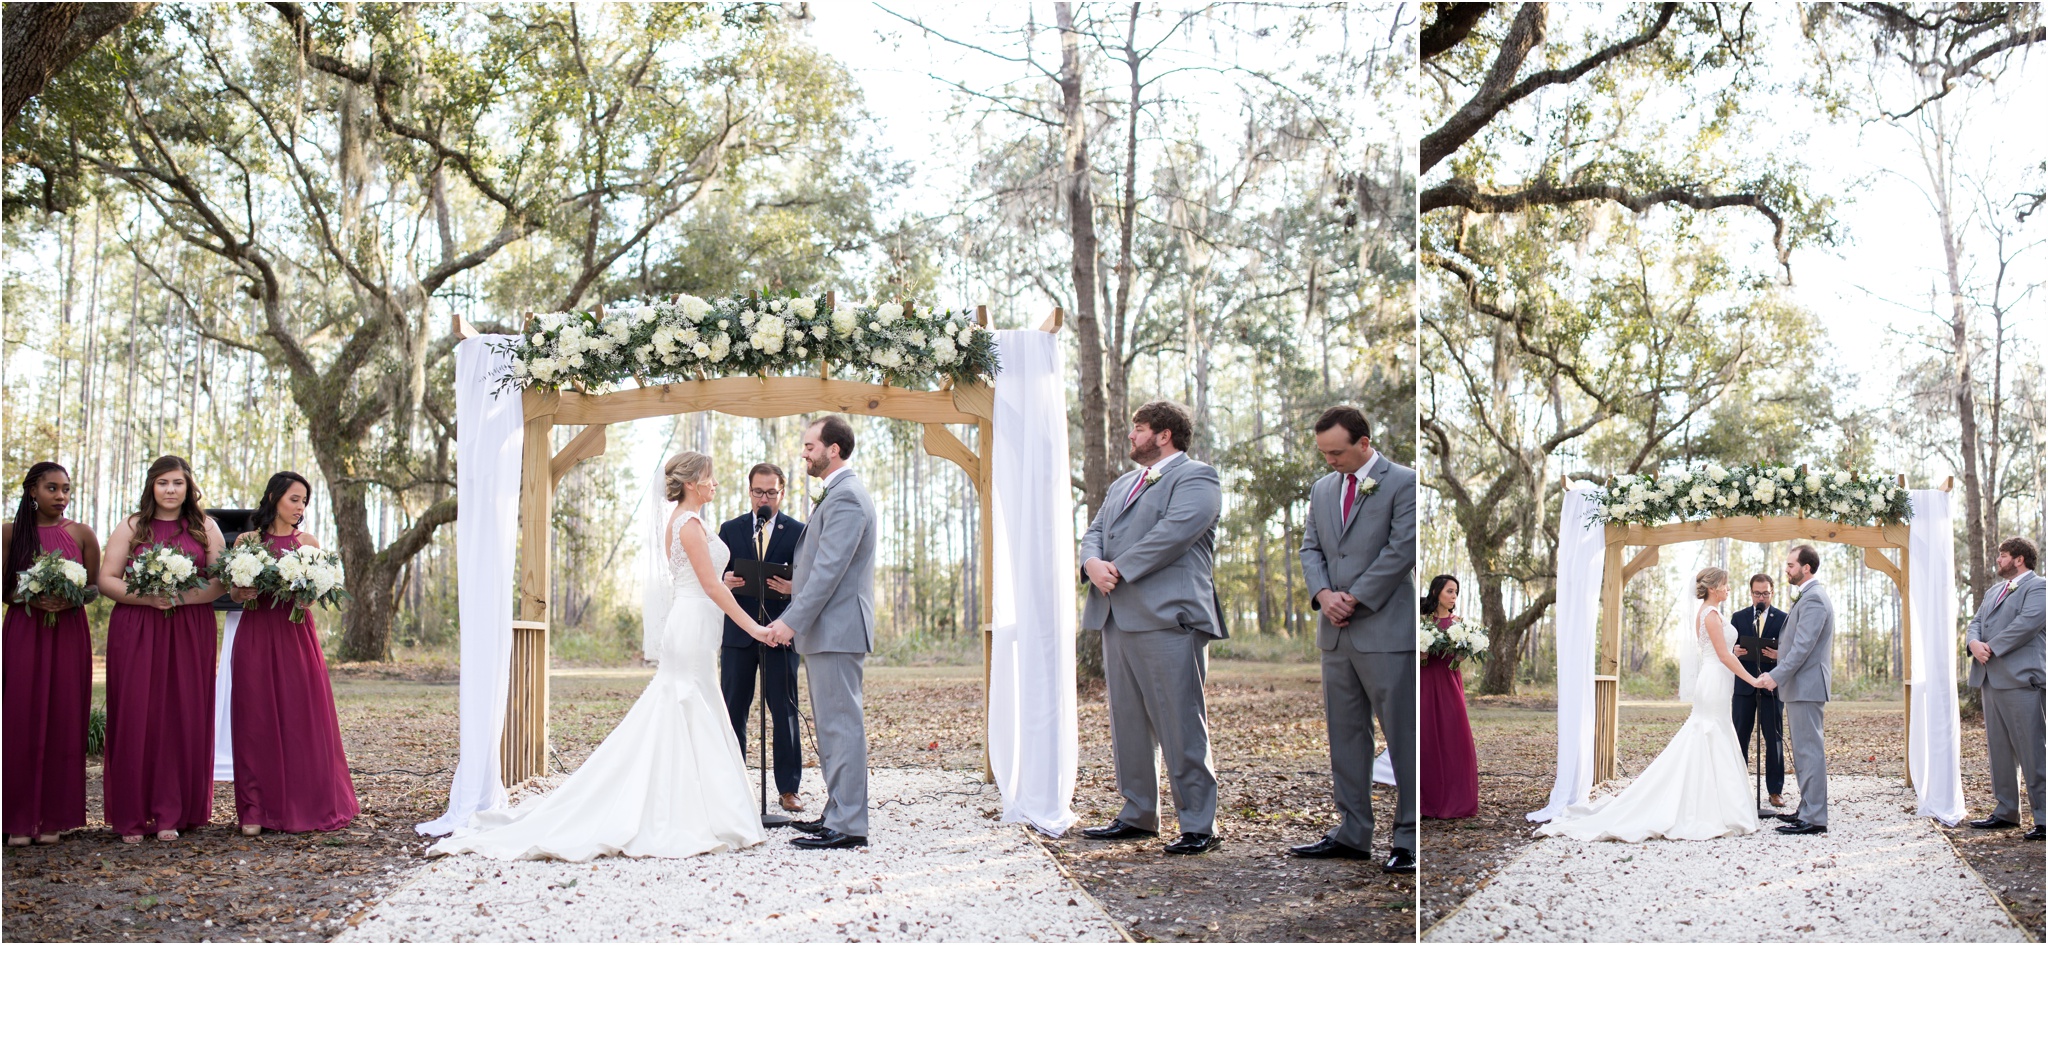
[1124,473,1145,509]
[1342,472,1358,523]
[1991,581,2014,611]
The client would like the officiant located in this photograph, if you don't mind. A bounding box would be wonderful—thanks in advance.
[719,463,806,812]
[1731,573,1788,807]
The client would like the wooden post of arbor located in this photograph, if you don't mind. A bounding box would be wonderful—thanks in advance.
[499,303,1025,789]
[1583,475,1947,788]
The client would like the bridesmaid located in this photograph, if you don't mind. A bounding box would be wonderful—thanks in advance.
[1419,574,1480,820]
[98,455,226,844]
[3,463,101,846]
[227,471,357,835]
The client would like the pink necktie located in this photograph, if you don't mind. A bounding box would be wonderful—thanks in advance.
[1124,473,1145,509]
[1342,473,1358,523]
[1992,583,2012,610]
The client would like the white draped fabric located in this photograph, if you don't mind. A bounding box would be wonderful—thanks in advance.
[1530,483,1605,822]
[1906,489,1964,825]
[419,335,527,836]
[986,329,1080,836]
[211,610,241,781]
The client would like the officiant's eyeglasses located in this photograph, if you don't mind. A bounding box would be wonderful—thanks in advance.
[749,486,781,499]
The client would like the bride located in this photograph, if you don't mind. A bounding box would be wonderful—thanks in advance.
[430,452,771,861]
[1538,567,1764,843]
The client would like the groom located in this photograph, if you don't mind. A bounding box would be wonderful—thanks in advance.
[1758,545,1834,835]
[765,416,877,850]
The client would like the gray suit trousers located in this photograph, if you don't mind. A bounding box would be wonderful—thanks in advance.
[1983,684,2046,823]
[1788,701,1828,826]
[1101,617,1218,835]
[1322,647,1415,852]
[804,652,870,837]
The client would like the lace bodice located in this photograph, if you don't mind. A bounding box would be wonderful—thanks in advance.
[668,512,727,601]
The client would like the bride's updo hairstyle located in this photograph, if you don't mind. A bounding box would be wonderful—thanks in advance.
[1694,567,1729,600]
[664,451,714,502]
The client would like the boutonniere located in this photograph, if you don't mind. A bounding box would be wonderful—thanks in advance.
[1357,475,1380,498]
[2004,577,2021,594]
[1790,589,1802,607]
[1141,464,1165,489]
[809,489,825,507]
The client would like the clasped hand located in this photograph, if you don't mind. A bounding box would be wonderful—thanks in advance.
[758,619,795,647]
[1968,639,1993,665]
[1084,558,1122,595]
[1753,674,1777,691]
[1317,589,1358,627]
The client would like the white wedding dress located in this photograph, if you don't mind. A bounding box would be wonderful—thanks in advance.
[1538,605,1760,843]
[429,513,765,861]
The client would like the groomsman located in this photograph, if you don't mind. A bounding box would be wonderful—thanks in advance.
[1965,537,2045,842]
[718,463,806,811]
[1731,573,1788,808]
[1297,406,1416,873]
[1078,401,1227,856]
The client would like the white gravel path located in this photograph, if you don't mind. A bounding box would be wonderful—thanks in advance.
[1428,775,2026,942]
[341,768,1121,943]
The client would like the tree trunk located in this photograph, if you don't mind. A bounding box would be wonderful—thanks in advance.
[1927,106,1990,597]
[1056,2,1109,518]
[2,2,152,132]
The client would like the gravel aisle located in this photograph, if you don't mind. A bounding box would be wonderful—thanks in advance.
[341,768,1121,943]
[1427,775,2026,942]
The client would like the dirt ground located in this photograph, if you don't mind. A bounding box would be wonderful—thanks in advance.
[4,657,1409,943]
[1420,691,2044,941]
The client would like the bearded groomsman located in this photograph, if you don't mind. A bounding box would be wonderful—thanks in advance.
[1078,401,1226,856]
[1296,406,1416,873]
[1965,537,2046,842]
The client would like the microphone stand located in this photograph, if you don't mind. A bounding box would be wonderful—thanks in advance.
[749,511,792,830]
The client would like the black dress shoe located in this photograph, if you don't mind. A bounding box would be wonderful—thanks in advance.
[2025,824,2045,842]
[790,828,867,850]
[1080,819,1158,841]
[1776,820,1827,835]
[1968,816,2021,830]
[1290,837,1371,860]
[1163,832,1220,855]
[788,818,829,835]
[1381,847,1415,874]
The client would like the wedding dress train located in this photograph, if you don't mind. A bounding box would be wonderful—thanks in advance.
[1538,605,1759,843]
[429,514,765,861]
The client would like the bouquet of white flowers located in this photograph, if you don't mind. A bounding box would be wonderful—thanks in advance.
[14,551,90,626]
[1421,614,1490,663]
[125,543,204,618]
[217,534,349,623]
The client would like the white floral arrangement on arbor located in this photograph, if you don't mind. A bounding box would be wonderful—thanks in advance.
[1589,463,1912,527]
[502,293,999,391]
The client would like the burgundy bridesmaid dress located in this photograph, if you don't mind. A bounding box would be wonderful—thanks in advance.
[230,531,357,832]
[2,523,92,838]
[103,518,218,836]
[1419,614,1480,819]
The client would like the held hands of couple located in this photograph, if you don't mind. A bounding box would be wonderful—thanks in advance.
[761,619,796,647]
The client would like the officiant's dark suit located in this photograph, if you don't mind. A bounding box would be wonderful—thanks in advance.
[719,478,806,801]
[1732,583,1789,800]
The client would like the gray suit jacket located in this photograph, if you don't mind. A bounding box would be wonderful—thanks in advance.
[781,469,878,656]
[1967,571,2046,691]
[1078,453,1227,639]
[1299,455,1418,654]
[1769,579,1835,703]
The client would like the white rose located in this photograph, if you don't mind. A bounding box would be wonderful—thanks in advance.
[1778,467,1795,482]
[956,328,973,347]
[740,309,757,328]
[946,322,958,336]
[1754,479,1776,500]
[876,301,904,324]
[693,343,710,359]
[634,306,656,325]
[793,298,818,320]
[677,295,711,322]
[61,561,86,585]
[1706,464,1729,482]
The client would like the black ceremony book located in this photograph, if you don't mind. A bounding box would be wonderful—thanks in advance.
[731,558,792,604]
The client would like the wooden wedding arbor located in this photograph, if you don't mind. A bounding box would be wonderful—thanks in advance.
[456,303,1063,786]
[1587,475,1952,788]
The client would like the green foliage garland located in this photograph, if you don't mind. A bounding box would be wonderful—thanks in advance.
[503,294,998,391]
[1588,463,1913,527]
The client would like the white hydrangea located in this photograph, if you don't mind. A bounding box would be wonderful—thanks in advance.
[830,307,857,335]
[793,297,818,320]
[678,295,712,322]
[876,301,905,324]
